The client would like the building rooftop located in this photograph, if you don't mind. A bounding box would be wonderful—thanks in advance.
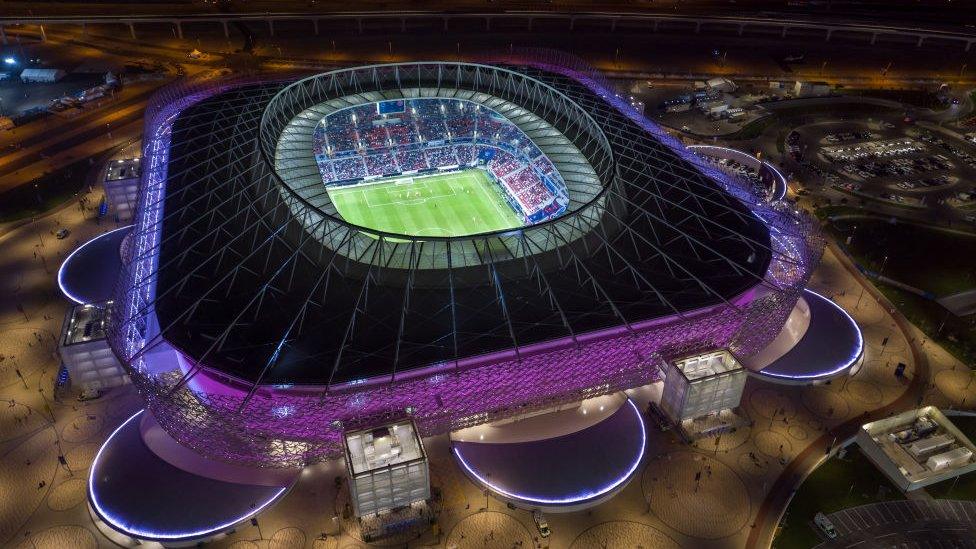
[149,63,778,386]
[858,407,976,491]
[673,349,743,382]
[344,420,425,476]
[63,302,111,345]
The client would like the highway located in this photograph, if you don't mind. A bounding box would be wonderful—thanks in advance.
[3,9,975,49]
[0,0,970,26]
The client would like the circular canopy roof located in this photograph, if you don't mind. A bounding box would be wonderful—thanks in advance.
[452,397,645,508]
[753,289,863,383]
[89,410,292,543]
[58,226,130,304]
[138,63,776,387]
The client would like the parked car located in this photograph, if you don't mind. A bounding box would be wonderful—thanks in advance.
[78,387,101,401]
[814,512,837,539]
[56,228,70,240]
[533,510,551,538]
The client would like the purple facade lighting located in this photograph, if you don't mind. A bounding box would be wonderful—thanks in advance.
[107,60,822,468]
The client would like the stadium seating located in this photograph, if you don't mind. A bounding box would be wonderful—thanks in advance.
[365,150,396,176]
[394,149,429,172]
[425,146,460,168]
[332,156,367,181]
[313,98,567,219]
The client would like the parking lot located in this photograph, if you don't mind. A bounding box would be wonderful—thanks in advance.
[787,120,976,214]
[0,72,105,118]
[815,499,976,549]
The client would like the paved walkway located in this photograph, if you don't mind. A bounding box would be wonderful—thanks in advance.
[745,241,932,549]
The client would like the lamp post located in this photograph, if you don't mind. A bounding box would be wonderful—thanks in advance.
[484,472,490,511]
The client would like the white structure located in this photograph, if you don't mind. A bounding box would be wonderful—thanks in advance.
[20,68,66,83]
[857,407,976,491]
[793,81,831,97]
[344,420,430,517]
[706,103,730,116]
[660,350,747,422]
[58,302,128,390]
[706,77,736,93]
[103,158,142,221]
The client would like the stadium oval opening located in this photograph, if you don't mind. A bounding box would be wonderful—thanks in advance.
[264,64,614,265]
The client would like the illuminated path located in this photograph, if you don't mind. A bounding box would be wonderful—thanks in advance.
[745,241,931,549]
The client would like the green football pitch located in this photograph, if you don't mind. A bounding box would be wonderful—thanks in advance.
[326,169,523,237]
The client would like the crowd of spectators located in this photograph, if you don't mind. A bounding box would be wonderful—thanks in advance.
[311,98,567,218]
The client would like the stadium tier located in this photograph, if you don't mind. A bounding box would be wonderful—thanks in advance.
[311,97,568,225]
[109,59,822,467]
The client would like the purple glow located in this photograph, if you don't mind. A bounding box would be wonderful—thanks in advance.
[106,61,822,467]
[88,409,288,541]
[452,398,646,505]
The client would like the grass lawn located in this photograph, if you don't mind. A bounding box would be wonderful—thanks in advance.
[819,215,976,365]
[725,115,777,140]
[825,218,976,296]
[327,169,522,237]
[0,157,92,223]
[774,447,905,549]
[843,88,946,110]
[876,285,976,366]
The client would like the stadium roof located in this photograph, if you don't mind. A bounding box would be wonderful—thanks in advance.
[142,62,776,388]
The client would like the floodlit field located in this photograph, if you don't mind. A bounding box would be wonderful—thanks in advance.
[326,169,523,237]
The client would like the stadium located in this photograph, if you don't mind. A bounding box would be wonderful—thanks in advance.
[87,56,831,535]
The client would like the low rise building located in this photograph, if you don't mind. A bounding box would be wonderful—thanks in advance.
[660,349,747,423]
[857,407,976,492]
[58,302,128,391]
[793,81,832,97]
[344,419,430,518]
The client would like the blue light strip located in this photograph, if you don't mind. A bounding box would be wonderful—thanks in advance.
[758,289,865,380]
[452,398,646,505]
[88,410,288,541]
[57,225,134,304]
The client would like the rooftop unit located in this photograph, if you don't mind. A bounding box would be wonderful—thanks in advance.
[857,407,976,491]
[58,302,127,391]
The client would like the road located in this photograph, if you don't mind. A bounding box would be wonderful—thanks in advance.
[0,81,166,193]
[0,0,971,29]
[745,239,931,549]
